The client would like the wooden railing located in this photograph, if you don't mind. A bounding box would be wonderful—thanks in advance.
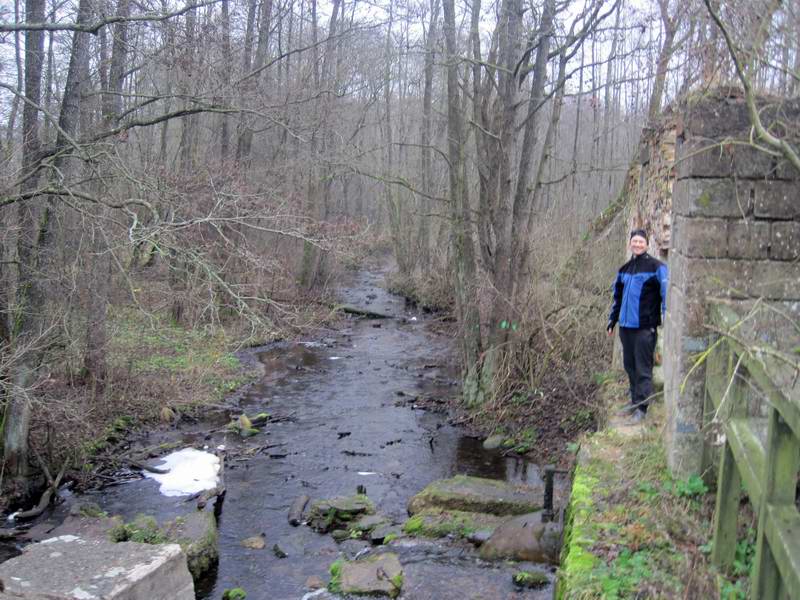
[704,300,800,599]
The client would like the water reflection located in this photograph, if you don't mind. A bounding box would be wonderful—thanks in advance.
[451,436,543,485]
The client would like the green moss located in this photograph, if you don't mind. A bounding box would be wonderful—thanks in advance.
[222,588,247,600]
[513,570,548,588]
[328,559,344,593]
[403,515,424,535]
[557,405,718,599]
[109,515,167,544]
[77,503,107,518]
[696,190,712,208]
[390,572,404,596]
[383,533,398,544]
[402,508,503,539]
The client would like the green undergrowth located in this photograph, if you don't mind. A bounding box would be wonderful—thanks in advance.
[109,307,260,406]
[557,410,722,599]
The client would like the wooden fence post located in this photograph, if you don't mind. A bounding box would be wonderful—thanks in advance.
[752,409,800,599]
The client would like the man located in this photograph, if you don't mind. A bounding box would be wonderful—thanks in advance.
[607,229,668,421]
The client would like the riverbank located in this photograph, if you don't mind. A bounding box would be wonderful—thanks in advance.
[557,378,753,599]
[4,262,570,599]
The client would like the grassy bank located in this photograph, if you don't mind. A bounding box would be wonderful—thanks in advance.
[557,383,756,599]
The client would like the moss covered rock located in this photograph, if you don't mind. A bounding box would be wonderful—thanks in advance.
[402,508,506,539]
[479,512,562,564]
[407,475,543,516]
[337,553,404,598]
[308,494,375,533]
[165,510,219,580]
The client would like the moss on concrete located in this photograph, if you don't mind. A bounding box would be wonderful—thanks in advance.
[166,511,219,580]
[402,508,506,539]
[556,405,720,599]
[407,475,543,516]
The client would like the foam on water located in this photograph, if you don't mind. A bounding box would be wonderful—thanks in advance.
[144,448,220,497]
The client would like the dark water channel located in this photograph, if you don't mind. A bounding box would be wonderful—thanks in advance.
[72,266,564,599]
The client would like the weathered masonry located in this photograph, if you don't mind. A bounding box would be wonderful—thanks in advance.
[662,93,800,477]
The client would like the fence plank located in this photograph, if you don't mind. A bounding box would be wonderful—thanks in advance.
[752,410,800,600]
[711,440,741,569]
[726,417,766,510]
[764,504,800,600]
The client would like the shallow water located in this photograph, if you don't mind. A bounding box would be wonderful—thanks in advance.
[57,266,566,598]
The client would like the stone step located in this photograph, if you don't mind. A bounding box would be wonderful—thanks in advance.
[0,535,194,599]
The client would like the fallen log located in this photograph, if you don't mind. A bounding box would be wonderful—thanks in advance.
[129,459,169,475]
[16,464,66,520]
[288,495,310,526]
[336,304,394,319]
[0,528,26,540]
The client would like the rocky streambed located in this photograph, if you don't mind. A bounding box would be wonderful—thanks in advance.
[4,265,570,599]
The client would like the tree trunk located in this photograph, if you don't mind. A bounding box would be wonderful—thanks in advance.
[442,0,482,404]
[416,0,439,271]
[219,0,231,166]
[5,0,47,491]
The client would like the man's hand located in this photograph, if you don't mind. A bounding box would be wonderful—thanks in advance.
[606,326,614,337]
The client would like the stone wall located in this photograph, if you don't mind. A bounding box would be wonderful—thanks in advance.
[626,118,677,261]
[664,91,800,476]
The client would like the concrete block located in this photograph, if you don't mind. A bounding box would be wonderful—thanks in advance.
[776,158,800,180]
[682,258,749,299]
[664,358,707,478]
[753,180,800,219]
[679,97,752,140]
[770,221,800,261]
[667,430,705,478]
[750,261,800,299]
[672,216,728,258]
[676,139,735,179]
[731,145,782,179]
[727,220,771,260]
[679,257,800,300]
[672,178,754,218]
[667,252,687,292]
[0,536,195,600]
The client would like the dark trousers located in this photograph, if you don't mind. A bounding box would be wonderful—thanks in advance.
[619,327,657,413]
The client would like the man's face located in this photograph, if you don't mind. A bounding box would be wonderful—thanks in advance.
[630,235,648,256]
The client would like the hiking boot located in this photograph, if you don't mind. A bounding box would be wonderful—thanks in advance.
[629,409,646,424]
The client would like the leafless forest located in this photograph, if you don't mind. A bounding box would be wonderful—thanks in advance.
[0,0,797,495]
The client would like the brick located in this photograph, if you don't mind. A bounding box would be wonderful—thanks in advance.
[727,220,770,259]
[683,258,751,299]
[672,215,728,258]
[753,180,800,219]
[679,96,752,139]
[730,144,780,179]
[682,258,800,300]
[667,251,687,292]
[676,138,735,179]
[751,261,800,299]
[770,221,800,260]
[672,178,754,218]
[776,158,800,180]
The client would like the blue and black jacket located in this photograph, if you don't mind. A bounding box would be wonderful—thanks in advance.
[608,252,668,330]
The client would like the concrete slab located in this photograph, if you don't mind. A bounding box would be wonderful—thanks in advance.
[0,535,194,600]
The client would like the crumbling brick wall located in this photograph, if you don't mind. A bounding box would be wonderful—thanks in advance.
[663,91,800,477]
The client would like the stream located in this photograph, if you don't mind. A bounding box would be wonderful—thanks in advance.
[17,264,567,599]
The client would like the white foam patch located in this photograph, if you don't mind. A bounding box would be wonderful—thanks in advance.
[144,448,220,497]
[42,535,82,544]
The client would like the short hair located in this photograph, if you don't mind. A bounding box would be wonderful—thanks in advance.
[630,228,649,242]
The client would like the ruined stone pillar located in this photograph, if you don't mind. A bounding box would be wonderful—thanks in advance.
[664,94,800,477]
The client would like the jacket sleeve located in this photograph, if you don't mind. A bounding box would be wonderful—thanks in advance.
[608,272,623,330]
[658,263,668,322]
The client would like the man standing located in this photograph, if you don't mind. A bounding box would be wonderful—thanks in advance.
[607,229,668,421]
